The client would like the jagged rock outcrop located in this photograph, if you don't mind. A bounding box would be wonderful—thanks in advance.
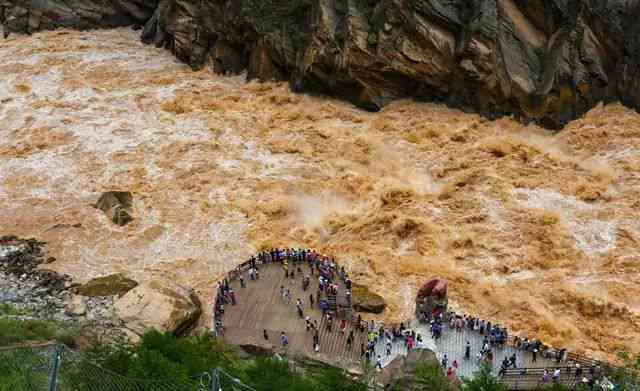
[1,237,116,326]
[3,1,640,128]
[140,0,640,128]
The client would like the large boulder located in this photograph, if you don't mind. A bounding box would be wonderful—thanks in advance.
[416,279,448,302]
[76,273,138,297]
[381,348,443,390]
[351,283,387,314]
[114,281,202,336]
[416,278,448,319]
[94,191,133,226]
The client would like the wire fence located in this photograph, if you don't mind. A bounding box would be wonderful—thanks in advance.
[0,343,254,391]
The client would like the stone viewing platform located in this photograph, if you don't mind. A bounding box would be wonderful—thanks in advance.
[211,249,620,388]
[212,249,430,371]
[215,261,367,369]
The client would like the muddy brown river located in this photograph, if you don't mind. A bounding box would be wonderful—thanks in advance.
[1,28,639,361]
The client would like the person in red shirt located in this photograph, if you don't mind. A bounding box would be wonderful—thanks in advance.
[447,367,455,378]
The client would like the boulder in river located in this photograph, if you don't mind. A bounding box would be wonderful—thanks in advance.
[94,191,133,226]
[76,273,138,297]
[352,283,387,314]
[114,280,202,336]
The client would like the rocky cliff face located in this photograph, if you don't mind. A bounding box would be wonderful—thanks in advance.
[0,0,157,33]
[3,0,640,127]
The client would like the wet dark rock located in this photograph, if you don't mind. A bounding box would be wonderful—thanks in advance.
[416,278,449,320]
[76,273,138,297]
[0,0,159,34]
[351,283,387,314]
[94,191,133,226]
[0,236,116,326]
[238,343,276,357]
[139,0,640,129]
[0,236,69,296]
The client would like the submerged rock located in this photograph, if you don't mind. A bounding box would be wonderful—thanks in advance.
[76,273,138,297]
[351,283,387,314]
[114,280,202,336]
[94,191,133,226]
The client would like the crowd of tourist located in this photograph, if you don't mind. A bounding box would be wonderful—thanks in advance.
[213,249,352,346]
[213,248,612,387]
[213,248,433,370]
[428,310,608,388]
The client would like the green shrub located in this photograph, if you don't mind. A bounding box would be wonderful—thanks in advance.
[414,361,452,391]
[241,357,367,391]
[85,330,235,380]
[0,317,80,347]
[461,363,507,391]
[0,329,373,390]
[0,318,56,346]
[610,352,640,391]
[0,347,48,391]
[0,303,29,316]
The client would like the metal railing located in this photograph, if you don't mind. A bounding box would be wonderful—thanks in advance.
[0,343,255,391]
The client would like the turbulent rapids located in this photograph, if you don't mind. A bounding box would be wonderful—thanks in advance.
[1,28,640,362]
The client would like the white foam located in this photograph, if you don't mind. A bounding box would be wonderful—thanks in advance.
[512,188,617,255]
[30,68,62,98]
[0,79,10,99]
[482,197,510,229]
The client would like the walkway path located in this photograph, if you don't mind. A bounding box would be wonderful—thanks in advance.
[430,322,558,379]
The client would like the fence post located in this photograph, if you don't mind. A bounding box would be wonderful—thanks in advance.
[211,368,219,391]
[48,344,63,391]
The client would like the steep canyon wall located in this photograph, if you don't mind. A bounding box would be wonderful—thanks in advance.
[3,0,640,128]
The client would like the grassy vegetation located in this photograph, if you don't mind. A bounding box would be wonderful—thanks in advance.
[0,303,30,316]
[0,348,47,391]
[461,363,507,391]
[414,361,453,391]
[2,323,637,391]
[59,330,368,391]
[0,316,79,347]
